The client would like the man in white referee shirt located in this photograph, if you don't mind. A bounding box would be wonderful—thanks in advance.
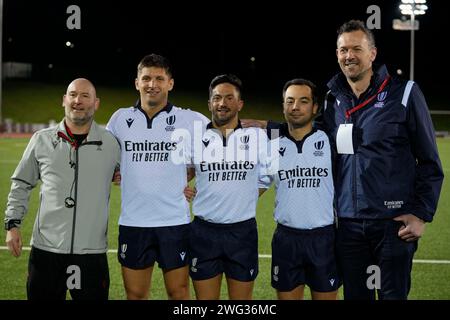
[185,74,270,300]
[261,79,340,300]
[106,54,208,300]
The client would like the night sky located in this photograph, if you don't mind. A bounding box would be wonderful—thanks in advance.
[3,0,449,105]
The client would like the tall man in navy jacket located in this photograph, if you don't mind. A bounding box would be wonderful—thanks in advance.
[322,20,444,300]
[243,19,444,300]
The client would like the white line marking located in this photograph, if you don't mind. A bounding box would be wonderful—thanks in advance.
[1,246,449,264]
[412,259,450,264]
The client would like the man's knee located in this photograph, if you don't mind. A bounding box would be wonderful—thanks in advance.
[167,283,190,300]
[126,291,149,300]
[124,285,149,300]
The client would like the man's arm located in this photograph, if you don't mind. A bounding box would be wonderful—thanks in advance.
[112,138,122,185]
[392,84,444,241]
[240,119,268,129]
[257,135,274,197]
[405,83,444,223]
[183,168,197,202]
[112,167,121,185]
[5,133,40,257]
[241,119,286,140]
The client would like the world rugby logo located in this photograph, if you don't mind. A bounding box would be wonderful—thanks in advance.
[191,257,198,273]
[377,91,387,101]
[165,115,176,131]
[273,265,279,282]
[314,140,324,157]
[374,91,387,108]
[240,135,250,150]
[120,244,127,259]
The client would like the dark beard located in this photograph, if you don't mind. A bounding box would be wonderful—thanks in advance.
[213,116,231,127]
[290,121,308,129]
[349,74,364,82]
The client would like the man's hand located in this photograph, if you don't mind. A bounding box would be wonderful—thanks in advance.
[183,186,197,202]
[241,119,268,129]
[112,168,121,185]
[6,228,23,257]
[393,214,426,242]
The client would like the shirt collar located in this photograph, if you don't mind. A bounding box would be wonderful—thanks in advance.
[135,100,174,129]
[206,119,243,131]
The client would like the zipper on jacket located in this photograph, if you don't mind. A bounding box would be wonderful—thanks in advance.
[350,100,358,215]
[70,147,79,254]
[69,140,102,254]
[352,148,357,214]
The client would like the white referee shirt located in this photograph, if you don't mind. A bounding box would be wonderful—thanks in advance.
[106,102,209,227]
[190,121,270,224]
[263,128,335,230]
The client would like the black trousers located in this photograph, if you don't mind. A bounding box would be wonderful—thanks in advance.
[336,218,417,300]
[27,247,109,300]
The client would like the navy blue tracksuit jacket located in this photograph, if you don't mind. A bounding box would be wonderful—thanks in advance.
[323,64,444,222]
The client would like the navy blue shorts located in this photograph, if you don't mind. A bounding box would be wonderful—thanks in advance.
[118,224,190,270]
[189,217,258,282]
[271,223,340,292]
[336,218,417,300]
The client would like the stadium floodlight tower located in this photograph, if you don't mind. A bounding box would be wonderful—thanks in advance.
[397,0,428,81]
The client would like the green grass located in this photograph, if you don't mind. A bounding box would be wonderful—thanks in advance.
[2,81,284,125]
[0,138,449,299]
[3,80,449,131]
[430,114,450,132]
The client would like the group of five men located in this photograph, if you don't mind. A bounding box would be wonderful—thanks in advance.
[4,20,443,300]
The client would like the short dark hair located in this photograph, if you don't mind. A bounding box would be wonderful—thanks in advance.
[209,74,243,99]
[282,78,318,105]
[337,20,376,48]
[137,54,173,78]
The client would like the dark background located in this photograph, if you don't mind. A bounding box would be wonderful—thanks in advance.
[3,0,449,105]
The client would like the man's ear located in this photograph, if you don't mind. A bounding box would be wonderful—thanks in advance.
[313,103,319,115]
[208,100,212,112]
[168,78,174,92]
[238,100,244,112]
[370,46,378,62]
[95,98,100,111]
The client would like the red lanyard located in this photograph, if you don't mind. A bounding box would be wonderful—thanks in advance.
[57,122,79,149]
[345,75,391,120]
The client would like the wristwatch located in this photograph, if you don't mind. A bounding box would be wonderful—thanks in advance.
[4,219,21,231]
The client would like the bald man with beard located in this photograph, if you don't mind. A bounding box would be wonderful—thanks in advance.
[4,78,121,300]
